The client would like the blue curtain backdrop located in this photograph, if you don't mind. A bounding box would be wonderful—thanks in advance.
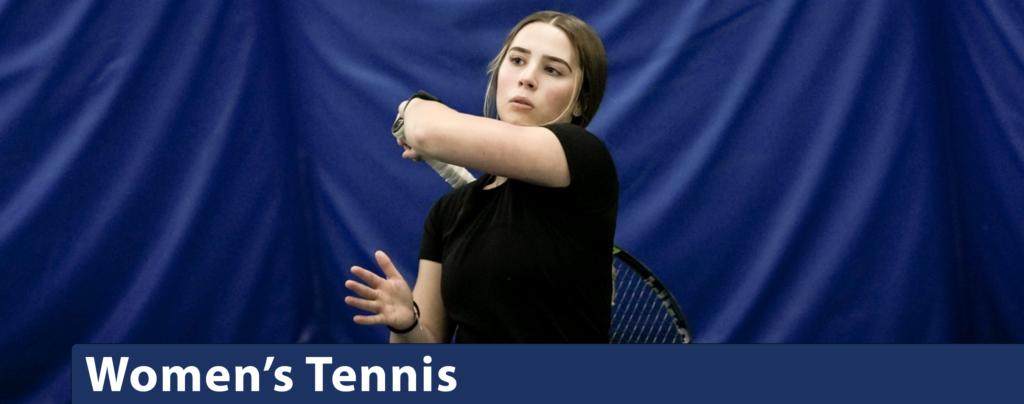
[1,0,1022,401]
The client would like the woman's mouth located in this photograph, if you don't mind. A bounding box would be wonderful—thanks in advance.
[510,96,533,109]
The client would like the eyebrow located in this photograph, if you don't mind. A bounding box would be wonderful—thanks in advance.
[509,46,573,73]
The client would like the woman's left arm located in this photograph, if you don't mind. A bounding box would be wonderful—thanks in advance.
[399,98,571,188]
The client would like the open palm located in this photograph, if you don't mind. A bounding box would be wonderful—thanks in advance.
[344,251,416,329]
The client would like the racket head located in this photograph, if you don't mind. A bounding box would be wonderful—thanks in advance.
[611,246,692,343]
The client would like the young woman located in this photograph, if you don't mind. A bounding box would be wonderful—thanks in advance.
[344,11,617,343]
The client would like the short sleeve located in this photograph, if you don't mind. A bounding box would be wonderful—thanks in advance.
[419,199,444,263]
[545,123,619,211]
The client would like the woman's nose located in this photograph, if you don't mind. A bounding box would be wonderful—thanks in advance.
[519,70,536,89]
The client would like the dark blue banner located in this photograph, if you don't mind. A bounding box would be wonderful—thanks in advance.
[72,344,1024,403]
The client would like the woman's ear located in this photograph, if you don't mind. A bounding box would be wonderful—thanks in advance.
[574,94,588,117]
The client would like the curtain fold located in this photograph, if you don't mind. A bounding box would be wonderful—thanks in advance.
[1,0,1021,401]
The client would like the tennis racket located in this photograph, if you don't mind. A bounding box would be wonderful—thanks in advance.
[392,102,691,343]
[610,246,691,343]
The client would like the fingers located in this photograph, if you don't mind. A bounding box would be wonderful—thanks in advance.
[344,279,376,300]
[344,295,379,313]
[375,250,403,280]
[348,252,411,328]
[353,314,385,326]
[350,266,384,289]
[396,138,422,161]
[402,148,422,162]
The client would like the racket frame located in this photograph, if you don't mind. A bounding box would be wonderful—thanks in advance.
[612,246,692,343]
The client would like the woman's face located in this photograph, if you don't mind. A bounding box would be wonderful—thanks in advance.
[496,22,579,126]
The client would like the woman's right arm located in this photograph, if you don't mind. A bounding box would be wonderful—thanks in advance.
[390,259,450,343]
[397,98,571,188]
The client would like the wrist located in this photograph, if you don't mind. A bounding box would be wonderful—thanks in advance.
[388,301,420,334]
[404,91,441,120]
[404,95,445,143]
[393,90,442,142]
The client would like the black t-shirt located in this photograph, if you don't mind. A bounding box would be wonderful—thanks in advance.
[419,123,618,343]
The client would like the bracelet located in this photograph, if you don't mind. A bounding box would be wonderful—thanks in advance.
[387,301,420,334]
[409,90,441,103]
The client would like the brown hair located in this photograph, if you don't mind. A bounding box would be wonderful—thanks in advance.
[483,11,608,128]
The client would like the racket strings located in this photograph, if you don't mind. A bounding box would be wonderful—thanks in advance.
[614,276,662,343]
[613,264,650,340]
[610,264,642,337]
[610,259,685,343]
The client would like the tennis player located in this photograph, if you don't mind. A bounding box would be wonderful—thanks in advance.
[345,11,618,343]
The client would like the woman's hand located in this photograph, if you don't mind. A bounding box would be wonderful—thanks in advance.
[395,100,423,162]
[396,98,458,162]
[344,251,417,329]
[397,138,422,162]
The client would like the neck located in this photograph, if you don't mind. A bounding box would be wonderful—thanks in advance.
[483,175,508,190]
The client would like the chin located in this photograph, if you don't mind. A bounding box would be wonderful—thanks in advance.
[510,119,543,127]
[500,111,547,127]
[498,113,528,126]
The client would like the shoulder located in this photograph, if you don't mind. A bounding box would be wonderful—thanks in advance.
[544,124,615,168]
[543,123,616,176]
[541,124,618,209]
[544,123,606,147]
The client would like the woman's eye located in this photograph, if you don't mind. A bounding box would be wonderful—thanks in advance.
[545,67,562,75]
[510,56,524,64]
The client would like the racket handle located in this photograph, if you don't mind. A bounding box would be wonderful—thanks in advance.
[425,159,476,188]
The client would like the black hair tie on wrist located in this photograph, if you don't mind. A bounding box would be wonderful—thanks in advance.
[391,91,442,135]
[388,301,420,334]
